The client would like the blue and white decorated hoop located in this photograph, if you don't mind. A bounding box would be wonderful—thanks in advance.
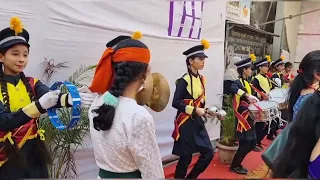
[47,81,81,131]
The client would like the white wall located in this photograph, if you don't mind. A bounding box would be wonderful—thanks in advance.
[0,0,227,178]
[294,1,320,69]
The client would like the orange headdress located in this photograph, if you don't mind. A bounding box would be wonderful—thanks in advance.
[89,31,150,94]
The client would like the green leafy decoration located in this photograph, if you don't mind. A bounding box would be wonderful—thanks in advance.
[39,65,96,178]
[220,95,237,147]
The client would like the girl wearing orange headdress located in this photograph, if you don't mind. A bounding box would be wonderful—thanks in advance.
[88,32,164,179]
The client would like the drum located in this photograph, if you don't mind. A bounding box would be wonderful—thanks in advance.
[248,101,278,122]
[269,88,289,110]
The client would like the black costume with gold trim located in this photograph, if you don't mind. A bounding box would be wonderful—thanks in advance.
[0,17,71,179]
[230,77,256,140]
[271,56,286,87]
[252,57,278,143]
[251,74,274,99]
[172,40,213,179]
[0,75,70,178]
[172,73,212,155]
[271,72,285,87]
[229,56,256,174]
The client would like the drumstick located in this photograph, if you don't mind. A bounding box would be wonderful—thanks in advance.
[250,84,268,100]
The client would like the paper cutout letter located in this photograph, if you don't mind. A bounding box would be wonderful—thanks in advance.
[168,1,204,39]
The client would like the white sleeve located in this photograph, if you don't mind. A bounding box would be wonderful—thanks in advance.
[128,113,164,179]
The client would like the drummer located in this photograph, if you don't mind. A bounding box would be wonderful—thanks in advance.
[229,54,259,175]
[251,55,275,149]
[283,62,295,84]
[270,56,286,87]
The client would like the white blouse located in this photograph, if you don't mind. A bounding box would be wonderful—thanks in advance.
[89,95,164,179]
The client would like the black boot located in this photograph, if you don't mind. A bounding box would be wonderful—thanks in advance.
[229,166,248,175]
[267,134,275,140]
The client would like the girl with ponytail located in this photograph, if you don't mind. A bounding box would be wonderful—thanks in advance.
[272,91,320,178]
[262,50,320,173]
[0,17,93,178]
[287,50,320,122]
[88,32,164,179]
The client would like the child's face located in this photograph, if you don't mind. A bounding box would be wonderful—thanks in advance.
[276,64,285,72]
[285,66,293,73]
[259,64,269,74]
[0,44,29,75]
[243,67,252,77]
[189,56,206,71]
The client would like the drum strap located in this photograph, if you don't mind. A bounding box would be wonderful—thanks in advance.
[233,95,251,133]
[250,84,268,100]
[172,93,204,141]
[251,103,264,120]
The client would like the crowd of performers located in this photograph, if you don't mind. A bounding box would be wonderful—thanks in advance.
[0,16,319,179]
[226,54,289,175]
[224,52,320,178]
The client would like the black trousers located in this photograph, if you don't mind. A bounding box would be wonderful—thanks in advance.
[255,122,268,145]
[268,118,279,136]
[174,151,214,179]
[230,140,255,168]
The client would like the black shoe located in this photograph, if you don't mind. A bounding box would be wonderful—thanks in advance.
[267,135,275,141]
[253,146,262,152]
[239,165,248,173]
[229,166,248,175]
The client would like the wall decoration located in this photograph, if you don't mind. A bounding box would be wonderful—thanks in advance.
[225,27,267,69]
[226,0,251,25]
[168,1,204,39]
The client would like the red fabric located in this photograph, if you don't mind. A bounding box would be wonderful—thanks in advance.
[164,137,274,179]
[232,96,251,132]
[250,84,268,100]
[89,47,151,94]
[0,77,38,166]
[172,94,204,141]
[284,74,294,81]
[266,72,273,78]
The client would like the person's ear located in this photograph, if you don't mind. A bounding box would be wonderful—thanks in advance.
[0,54,3,63]
[314,72,320,81]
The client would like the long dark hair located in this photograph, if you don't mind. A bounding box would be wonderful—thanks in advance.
[272,92,320,178]
[93,40,149,131]
[287,50,320,122]
[0,44,51,166]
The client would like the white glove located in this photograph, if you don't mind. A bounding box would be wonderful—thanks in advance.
[38,90,60,110]
[68,92,94,108]
[266,92,271,100]
[275,78,282,87]
[218,110,227,117]
[248,95,259,103]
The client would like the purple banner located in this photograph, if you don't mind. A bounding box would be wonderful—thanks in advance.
[168,1,204,39]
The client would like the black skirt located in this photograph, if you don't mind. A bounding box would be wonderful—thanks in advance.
[172,116,213,156]
[0,138,49,179]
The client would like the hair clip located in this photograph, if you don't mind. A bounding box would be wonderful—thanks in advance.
[103,91,119,107]
[297,69,303,74]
